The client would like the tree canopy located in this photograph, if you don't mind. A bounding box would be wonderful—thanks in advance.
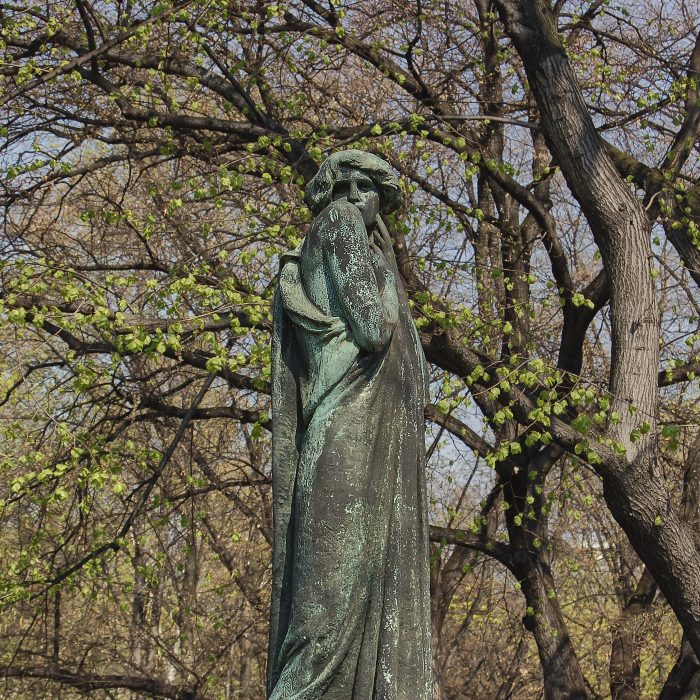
[1,0,699,698]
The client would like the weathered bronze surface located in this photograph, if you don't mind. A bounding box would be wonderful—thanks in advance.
[268,150,432,699]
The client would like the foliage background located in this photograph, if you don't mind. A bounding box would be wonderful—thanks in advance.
[0,0,699,698]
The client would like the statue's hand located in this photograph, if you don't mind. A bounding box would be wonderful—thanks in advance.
[372,219,399,275]
[322,198,363,227]
[371,235,397,297]
[369,236,384,265]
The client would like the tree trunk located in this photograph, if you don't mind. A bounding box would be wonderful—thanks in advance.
[496,636,529,700]
[609,569,657,700]
[492,0,700,659]
[658,636,700,700]
[131,540,147,672]
[51,588,61,667]
[239,636,255,699]
[503,466,589,700]
[657,434,700,699]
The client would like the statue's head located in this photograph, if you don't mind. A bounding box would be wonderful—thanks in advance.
[304,150,402,227]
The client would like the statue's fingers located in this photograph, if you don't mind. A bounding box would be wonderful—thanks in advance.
[380,235,394,258]
[380,227,393,251]
[376,218,392,243]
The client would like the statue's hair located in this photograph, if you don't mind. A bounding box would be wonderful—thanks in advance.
[304,150,403,215]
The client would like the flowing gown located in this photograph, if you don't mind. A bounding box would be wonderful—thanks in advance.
[268,203,432,699]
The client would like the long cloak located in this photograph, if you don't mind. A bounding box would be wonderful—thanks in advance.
[268,213,432,699]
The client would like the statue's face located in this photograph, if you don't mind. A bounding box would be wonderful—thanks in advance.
[331,167,380,228]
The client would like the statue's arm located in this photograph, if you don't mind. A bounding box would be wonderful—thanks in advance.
[321,201,398,352]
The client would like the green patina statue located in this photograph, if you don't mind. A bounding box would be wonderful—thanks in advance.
[268,150,432,699]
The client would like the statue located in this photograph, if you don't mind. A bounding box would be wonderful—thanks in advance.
[268,150,432,699]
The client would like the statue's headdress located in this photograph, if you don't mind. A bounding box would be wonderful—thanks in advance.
[304,149,403,216]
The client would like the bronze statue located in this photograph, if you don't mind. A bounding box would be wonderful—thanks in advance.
[269,150,432,699]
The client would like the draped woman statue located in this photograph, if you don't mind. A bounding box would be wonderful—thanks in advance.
[268,150,432,699]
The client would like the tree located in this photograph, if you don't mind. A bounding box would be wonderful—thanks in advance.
[0,0,698,698]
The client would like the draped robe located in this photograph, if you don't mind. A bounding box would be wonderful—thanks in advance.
[268,201,432,699]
